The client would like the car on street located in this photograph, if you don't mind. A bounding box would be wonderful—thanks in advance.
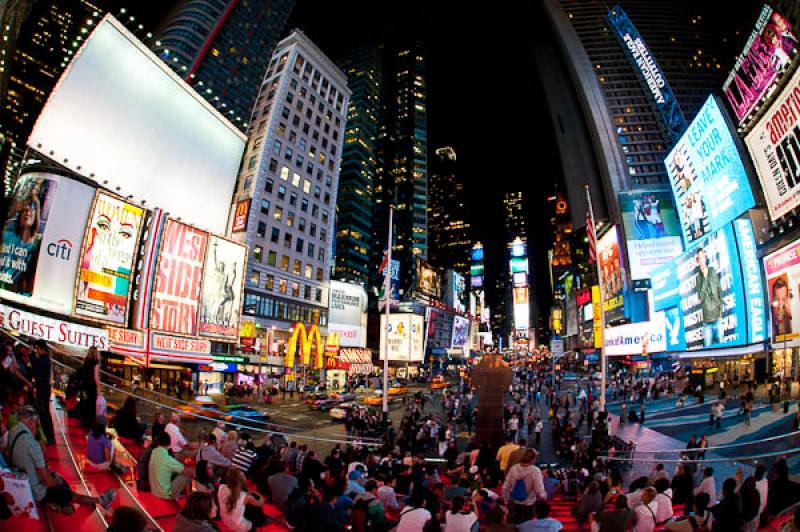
[311,392,357,410]
[220,404,271,424]
[430,376,447,390]
[179,396,223,421]
[329,402,355,420]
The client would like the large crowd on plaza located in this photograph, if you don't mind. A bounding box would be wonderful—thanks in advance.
[2,343,800,532]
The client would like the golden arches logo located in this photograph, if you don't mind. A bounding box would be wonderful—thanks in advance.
[285,322,324,369]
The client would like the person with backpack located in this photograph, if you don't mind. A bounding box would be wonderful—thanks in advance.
[502,449,547,524]
[632,487,659,532]
[351,479,389,532]
[395,490,432,532]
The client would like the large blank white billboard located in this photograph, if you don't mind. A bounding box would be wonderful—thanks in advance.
[28,16,246,234]
[379,314,424,362]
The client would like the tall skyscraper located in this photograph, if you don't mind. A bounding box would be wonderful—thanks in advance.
[503,191,527,242]
[229,30,350,339]
[429,146,470,274]
[372,41,428,295]
[540,0,750,224]
[153,0,295,130]
[0,0,104,192]
[332,46,381,284]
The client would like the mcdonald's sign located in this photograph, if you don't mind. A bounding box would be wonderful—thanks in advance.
[231,199,251,233]
[285,322,324,369]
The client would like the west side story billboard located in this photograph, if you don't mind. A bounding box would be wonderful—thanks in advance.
[607,4,688,144]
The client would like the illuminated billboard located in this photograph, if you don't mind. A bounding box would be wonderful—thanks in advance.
[665,96,755,247]
[445,271,466,313]
[763,239,800,347]
[198,235,247,340]
[604,314,667,356]
[619,190,683,279]
[0,171,95,315]
[75,191,145,325]
[414,258,440,298]
[723,5,797,125]
[327,280,368,348]
[379,314,424,361]
[652,218,766,351]
[150,219,208,336]
[513,286,530,331]
[607,4,687,143]
[745,66,800,221]
[598,226,626,322]
[27,16,246,234]
[451,315,470,348]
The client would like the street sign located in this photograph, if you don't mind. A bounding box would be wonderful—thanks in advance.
[550,339,564,357]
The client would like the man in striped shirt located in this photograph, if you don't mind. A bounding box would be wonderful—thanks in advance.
[231,433,257,476]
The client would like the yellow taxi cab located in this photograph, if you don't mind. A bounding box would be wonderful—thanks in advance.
[363,395,383,406]
[388,386,409,396]
[178,396,222,421]
[430,376,447,390]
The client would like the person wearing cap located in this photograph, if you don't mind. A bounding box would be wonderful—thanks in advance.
[8,405,116,513]
[348,467,367,497]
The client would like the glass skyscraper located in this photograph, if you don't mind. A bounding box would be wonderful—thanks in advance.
[333,46,381,284]
[153,0,295,130]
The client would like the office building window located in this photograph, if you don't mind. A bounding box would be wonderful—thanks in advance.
[265,178,274,193]
[278,278,287,293]
[273,206,283,222]
[260,199,270,215]
[298,217,306,232]
[301,198,309,212]
[280,166,290,180]
[307,242,314,258]
[265,275,274,290]
[284,233,292,248]
[289,192,297,206]
[271,228,280,243]
[304,264,312,278]
[254,245,263,262]
[267,250,277,266]
[248,272,260,286]
[293,260,301,275]
[257,221,266,238]
[316,267,323,281]
[278,186,286,200]
[281,256,289,271]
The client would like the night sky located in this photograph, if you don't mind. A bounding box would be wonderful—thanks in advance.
[285,0,759,326]
[133,0,762,326]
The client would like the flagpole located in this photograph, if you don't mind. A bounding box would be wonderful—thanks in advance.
[382,206,393,420]
[585,185,607,413]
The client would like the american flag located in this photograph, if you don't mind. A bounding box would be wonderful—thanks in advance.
[586,210,597,263]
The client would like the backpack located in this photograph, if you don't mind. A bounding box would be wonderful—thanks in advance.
[350,498,380,532]
[510,477,529,502]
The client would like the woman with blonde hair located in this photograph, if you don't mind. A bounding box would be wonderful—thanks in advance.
[221,429,239,458]
[219,468,268,531]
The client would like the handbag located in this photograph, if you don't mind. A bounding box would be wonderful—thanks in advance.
[1,431,40,519]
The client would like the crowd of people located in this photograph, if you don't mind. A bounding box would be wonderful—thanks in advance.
[4,346,800,532]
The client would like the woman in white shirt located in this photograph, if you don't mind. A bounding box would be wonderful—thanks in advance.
[444,495,478,532]
[219,468,267,532]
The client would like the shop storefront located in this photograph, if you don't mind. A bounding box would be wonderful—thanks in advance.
[198,362,237,394]
[325,348,374,389]
[107,327,213,395]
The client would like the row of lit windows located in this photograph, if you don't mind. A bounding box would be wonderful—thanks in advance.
[243,291,327,325]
